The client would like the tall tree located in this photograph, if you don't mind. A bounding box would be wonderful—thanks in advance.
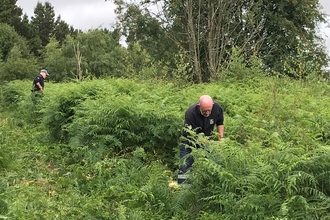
[111,0,266,82]
[0,45,38,81]
[41,37,68,82]
[109,0,328,82]
[16,14,32,38]
[0,0,35,43]
[54,15,73,45]
[0,23,29,61]
[0,23,36,82]
[0,0,23,29]
[59,29,142,80]
[71,29,122,78]
[170,0,266,82]
[113,2,180,78]
[31,2,56,48]
[255,0,328,77]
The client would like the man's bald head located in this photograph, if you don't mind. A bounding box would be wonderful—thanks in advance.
[198,95,214,117]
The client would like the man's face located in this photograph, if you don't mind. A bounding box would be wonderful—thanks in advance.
[198,104,213,117]
[41,72,47,79]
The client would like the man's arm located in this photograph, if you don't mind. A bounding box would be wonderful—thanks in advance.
[214,102,224,140]
[217,125,224,140]
[36,82,43,90]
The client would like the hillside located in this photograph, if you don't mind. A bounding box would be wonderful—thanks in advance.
[1,76,330,219]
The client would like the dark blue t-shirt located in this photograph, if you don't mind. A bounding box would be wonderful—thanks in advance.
[182,101,224,137]
[32,74,44,91]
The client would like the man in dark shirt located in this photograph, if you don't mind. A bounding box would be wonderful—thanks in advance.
[178,95,224,184]
[31,69,49,104]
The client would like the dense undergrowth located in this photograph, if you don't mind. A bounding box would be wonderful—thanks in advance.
[1,76,330,219]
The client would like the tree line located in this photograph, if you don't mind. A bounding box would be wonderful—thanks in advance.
[0,0,329,84]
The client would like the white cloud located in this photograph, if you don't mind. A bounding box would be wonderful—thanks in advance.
[16,0,117,30]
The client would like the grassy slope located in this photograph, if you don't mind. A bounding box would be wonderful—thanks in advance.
[1,76,330,219]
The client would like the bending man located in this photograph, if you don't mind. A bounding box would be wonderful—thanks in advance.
[178,95,224,184]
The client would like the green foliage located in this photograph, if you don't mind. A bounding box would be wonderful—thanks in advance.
[111,0,328,82]
[0,116,11,171]
[257,0,328,76]
[53,16,73,46]
[59,30,140,81]
[41,37,69,82]
[0,45,38,81]
[43,83,89,143]
[0,177,8,216]
[31,2,56,48]
[282,42,326,79]
[41,79,182,167]
[0,23,37,82]
[1,75,330,219]
[175,135,330,219]
[0,0,328,83]
[116,3,179,69]
[81,30,122,78]
[219,47,264,81]
[0,23,29,62]
[0,199,8,216]
[0,81,25,106]
[0,0,23,33]
[167,53,193,86]
[125,42,153,78]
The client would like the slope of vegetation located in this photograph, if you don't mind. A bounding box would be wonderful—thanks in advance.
[1,75,330,219]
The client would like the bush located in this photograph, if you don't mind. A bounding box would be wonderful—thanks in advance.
[0,82,25,107]
[2,75,330,219]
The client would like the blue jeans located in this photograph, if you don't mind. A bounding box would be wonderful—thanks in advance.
[178,143,194,184]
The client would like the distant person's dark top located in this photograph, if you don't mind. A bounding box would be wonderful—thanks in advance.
[32,74,45,92]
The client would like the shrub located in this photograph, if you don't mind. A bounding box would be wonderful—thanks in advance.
[0,82,25,107]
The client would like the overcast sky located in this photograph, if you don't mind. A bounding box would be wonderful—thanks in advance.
[319,0,330,55]
[16,0,117,31]
[16,0,330,54]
